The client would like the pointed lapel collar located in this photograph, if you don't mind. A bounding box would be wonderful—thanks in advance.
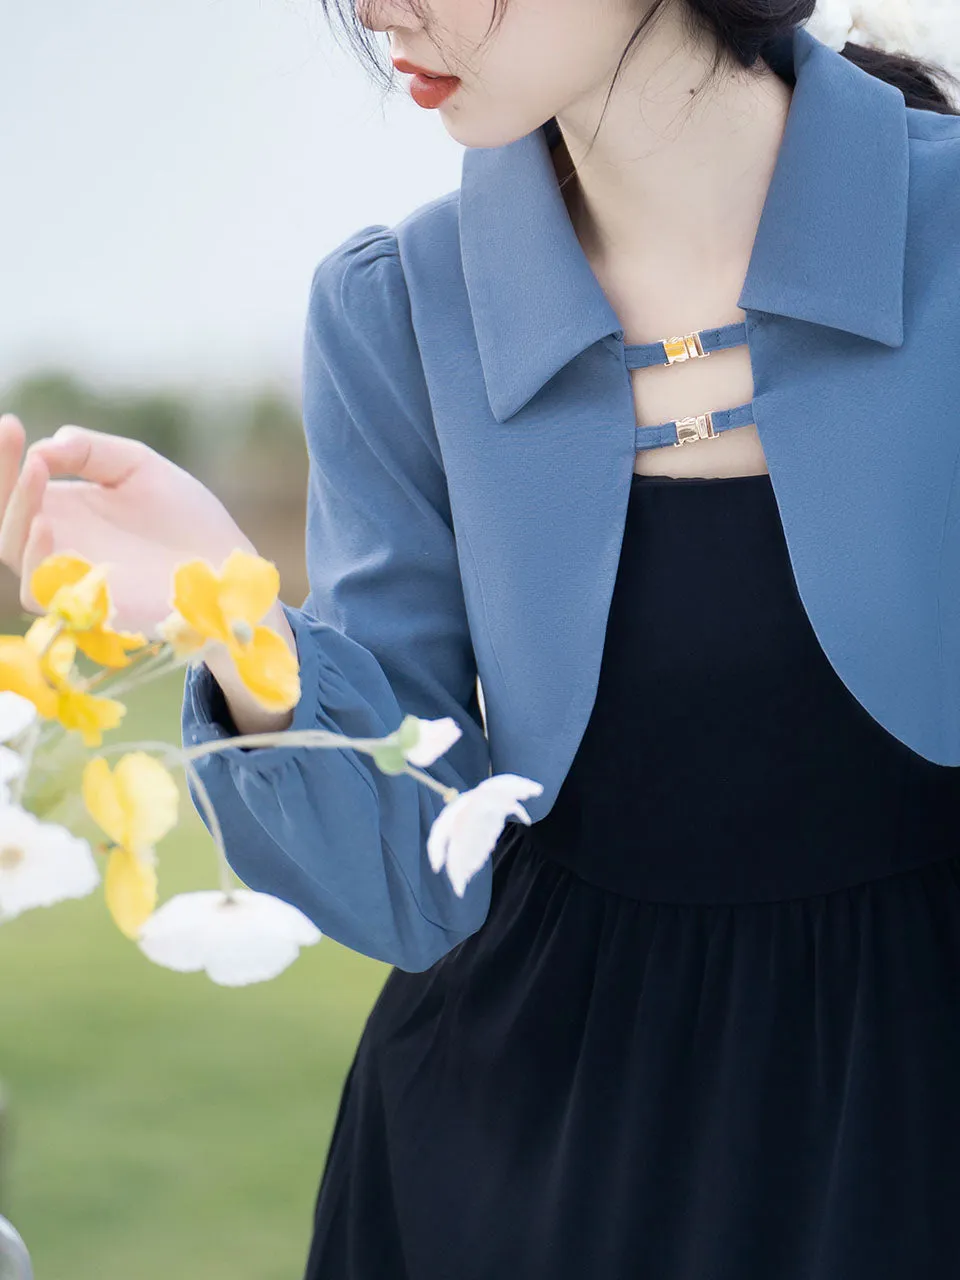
[458,123,621,423]
[738,25,908,346]
[458,23,909,425]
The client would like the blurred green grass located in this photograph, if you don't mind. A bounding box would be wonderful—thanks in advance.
[0,655,390,1279]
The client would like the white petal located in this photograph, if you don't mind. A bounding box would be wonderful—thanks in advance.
[404,717,462,767]
[137,889,321,985]
[0,747,23,786]
[0,692,37,744]
[229,889,323,945]
[803,0,854,50]
[136,890,219,971]
[0,806,100,919]
[426,791,470,873]
[429,773,544,898]
[473,773,544,808]
[850,0,918,49]
[204,931,302,986]
[443,799,504,898]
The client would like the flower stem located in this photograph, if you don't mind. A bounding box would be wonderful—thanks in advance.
[400,761,459,804]
[177,752,235,897]
[96,738,236,898]
[78,642,168,695]
[95,729,461,803]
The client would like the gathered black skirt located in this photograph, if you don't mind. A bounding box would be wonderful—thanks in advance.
[304,472,960,1279]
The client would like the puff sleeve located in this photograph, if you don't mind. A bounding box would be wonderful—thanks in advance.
[179,225,494,972]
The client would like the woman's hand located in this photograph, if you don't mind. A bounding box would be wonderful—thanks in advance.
[0,413,262,639]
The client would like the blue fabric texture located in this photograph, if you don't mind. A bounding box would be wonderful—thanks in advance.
[182,22,960,971]
[180,240,494,972]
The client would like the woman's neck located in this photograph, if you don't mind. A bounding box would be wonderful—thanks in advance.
[550,16,794,284]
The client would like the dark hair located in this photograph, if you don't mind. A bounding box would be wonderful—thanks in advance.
[320,0,960,151]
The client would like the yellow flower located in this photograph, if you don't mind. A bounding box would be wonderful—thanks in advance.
[169,549,300,712]
[156,612,207,659]
[103,846,158,940]
[0,633,60,719]
[24,614,81,683]
[23,616,127,748]
[82,752,180,939]
[30,553,148,668]
[0,620,126,746]
[55,685,126,748]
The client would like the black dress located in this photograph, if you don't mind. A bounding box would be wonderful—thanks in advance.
[303,471,960,1279]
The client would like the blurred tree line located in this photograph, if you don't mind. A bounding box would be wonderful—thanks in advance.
[0,368,313,614]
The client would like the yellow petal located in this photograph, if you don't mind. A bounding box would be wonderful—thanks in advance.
[218,550,280,626]
[42,635,79,688]
[25,613,62,656]
[25,616,77,685]
[230,625,300,712]
[47,567,111,631]
[74,625,148,669]
[56,688,126,747]
[82,751,179,852]
[29,553,95,610]
[171,561,231,644]
[0,635,60,718]
[113,752,179,850]
[104,846,157,939]
[82,756,127,848]
[156,611,208,659]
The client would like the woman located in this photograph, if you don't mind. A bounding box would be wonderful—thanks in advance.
[3,1,960,1276]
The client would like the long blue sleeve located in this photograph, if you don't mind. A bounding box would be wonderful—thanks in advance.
[179,225,494,973]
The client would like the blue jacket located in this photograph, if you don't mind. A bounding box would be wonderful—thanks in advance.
[181,23,960,971]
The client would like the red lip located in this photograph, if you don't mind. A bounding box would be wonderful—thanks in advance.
[392,56,457,79]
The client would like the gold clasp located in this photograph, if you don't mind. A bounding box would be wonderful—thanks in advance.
[674,413,718,447]
[662,332,709,364]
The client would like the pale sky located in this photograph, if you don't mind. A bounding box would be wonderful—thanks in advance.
[1,0,463,400]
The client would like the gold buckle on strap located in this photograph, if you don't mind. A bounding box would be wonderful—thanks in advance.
[662,332,709,364]
[674,412,718,447]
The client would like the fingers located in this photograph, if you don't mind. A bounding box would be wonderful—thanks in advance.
[0,446,49,577]
[0,413,27,519]
[30,424,145,487]
[0,416,148,582]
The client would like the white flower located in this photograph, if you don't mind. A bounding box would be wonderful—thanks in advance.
[0,692,37,744]
[805,0,918,53]
[804,0,960,81]
[901,0,960,83]
[0,692,38,806]
[849,0,920,50]
[427,773,544,898]
[0,804,100,921]
[805,0,856,50]
[404,716,462,767]
[137,889,322,986]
